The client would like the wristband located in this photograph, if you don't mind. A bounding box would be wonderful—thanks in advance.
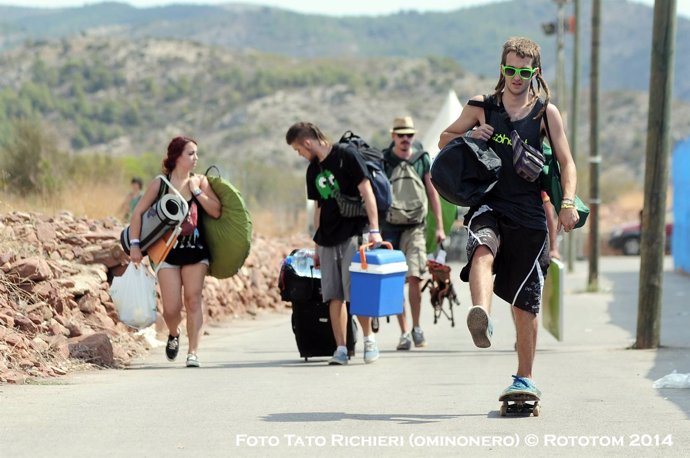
[369,229,380,234]
[560,204,576,210]
[192,188,203,197]
[130,239,140,245]
[464,130,474,138]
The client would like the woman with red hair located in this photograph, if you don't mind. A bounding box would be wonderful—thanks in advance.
[128,136,221,367]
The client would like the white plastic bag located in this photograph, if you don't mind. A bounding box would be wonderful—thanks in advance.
[652,370,690,389]
[109,263,158,329]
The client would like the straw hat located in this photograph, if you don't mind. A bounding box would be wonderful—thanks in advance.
[390,116,416,134]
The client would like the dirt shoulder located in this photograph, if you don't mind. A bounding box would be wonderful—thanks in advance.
[0,211,308,384]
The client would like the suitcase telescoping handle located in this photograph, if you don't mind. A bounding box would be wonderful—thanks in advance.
[358,241,393,271]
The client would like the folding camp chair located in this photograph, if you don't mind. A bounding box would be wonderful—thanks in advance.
[421,259,460,327]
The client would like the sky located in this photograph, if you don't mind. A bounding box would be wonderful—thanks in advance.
[0,0,689,19]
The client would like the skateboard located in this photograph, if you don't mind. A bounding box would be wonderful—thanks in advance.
[499,392,541,417]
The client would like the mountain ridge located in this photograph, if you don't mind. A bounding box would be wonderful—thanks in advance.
[1,0,689,99]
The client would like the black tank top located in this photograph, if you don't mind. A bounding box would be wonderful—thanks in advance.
[158,176,210,266]
[477,94,547,231]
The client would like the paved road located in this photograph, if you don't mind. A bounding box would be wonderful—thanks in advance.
[1,256,688,457]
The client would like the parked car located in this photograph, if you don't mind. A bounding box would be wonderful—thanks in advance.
[608,221,673,255]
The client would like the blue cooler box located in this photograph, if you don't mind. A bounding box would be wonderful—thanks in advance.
[349,246,408,317]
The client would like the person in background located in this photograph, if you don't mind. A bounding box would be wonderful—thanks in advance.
[122,177,144,221]
[286,122,383,366]
[543,191,561,260]
[381,116,445,350]
[128,136,221,368]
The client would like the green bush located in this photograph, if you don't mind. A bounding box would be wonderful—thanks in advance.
[0,118,68,196]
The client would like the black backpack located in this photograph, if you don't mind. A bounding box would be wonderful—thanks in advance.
[338,131,393,214]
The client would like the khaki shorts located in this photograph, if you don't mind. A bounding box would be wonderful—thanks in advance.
[383,224,427,278]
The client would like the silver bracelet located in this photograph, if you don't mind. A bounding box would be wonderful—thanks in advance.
[464,130,474,138]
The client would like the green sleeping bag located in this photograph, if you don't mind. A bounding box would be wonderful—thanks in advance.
[426,197,458,254]
[203,169,252,279]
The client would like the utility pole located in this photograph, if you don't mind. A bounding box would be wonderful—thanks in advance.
[635,0,677,349]
[545,1,576,271]
[567,0,580,273]
[555,0,567,108]
[588,0,601,291]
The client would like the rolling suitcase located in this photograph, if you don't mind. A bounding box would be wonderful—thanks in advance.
[279,249,357,361]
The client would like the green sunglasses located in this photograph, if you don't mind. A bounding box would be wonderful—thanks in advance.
[502,65,538,80]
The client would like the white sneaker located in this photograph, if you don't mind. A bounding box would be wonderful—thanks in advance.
[396,334,412,351]
[186,353,200,367]
[328,351,348,366]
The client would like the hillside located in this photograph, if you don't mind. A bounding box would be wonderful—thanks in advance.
[0,34,485,167]
[0,0,689,100]
[1,32,690,190]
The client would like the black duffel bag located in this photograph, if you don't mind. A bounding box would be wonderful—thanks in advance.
[430,136,502,207]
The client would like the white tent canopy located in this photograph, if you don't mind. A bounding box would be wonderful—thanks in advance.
[421,89,463,159]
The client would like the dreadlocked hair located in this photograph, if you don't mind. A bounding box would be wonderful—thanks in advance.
[492,37,551,119]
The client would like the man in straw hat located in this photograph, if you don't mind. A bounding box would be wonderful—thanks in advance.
[381,116,445,350]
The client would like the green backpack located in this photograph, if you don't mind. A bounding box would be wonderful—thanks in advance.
[384,148,428,226]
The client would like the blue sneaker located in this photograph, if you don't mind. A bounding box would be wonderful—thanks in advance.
[328,351,348,366]
[363,341,379,364]
[467,306,493,348]
[500,375,542,400]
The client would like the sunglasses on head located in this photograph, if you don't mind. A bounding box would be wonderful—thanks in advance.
[502,65,538,80]
[395,133,414,138]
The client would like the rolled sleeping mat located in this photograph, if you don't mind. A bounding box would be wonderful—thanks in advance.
[120,193,188,255]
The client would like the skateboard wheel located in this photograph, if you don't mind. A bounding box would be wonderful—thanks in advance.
[532,404,540,416]
[499,403,507,416]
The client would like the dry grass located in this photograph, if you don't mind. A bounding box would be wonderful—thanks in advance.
[611,190,645,213]
[251,208,309,237]
[1,180,130,221]
[0,179,312,238]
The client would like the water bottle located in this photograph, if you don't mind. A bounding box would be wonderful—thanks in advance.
[292,249,315,277]
[435,248,447,265]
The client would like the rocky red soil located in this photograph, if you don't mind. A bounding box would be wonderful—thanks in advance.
[0,211,308,384]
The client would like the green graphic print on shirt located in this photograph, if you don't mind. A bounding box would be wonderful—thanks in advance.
[316,169,340,199]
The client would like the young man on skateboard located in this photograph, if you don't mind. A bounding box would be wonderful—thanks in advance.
[439,37,579,399]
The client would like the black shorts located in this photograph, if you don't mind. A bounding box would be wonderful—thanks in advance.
[460,206,549,314]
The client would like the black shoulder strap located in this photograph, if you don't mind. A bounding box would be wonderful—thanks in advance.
[467,99,500,111]
[542,102,552,141]
[468,95,503,127]
[542,102,556,160]
[156,175,169,201]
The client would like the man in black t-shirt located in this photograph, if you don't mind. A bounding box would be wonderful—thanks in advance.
[439,37,580,400]
[286,122,383,366]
